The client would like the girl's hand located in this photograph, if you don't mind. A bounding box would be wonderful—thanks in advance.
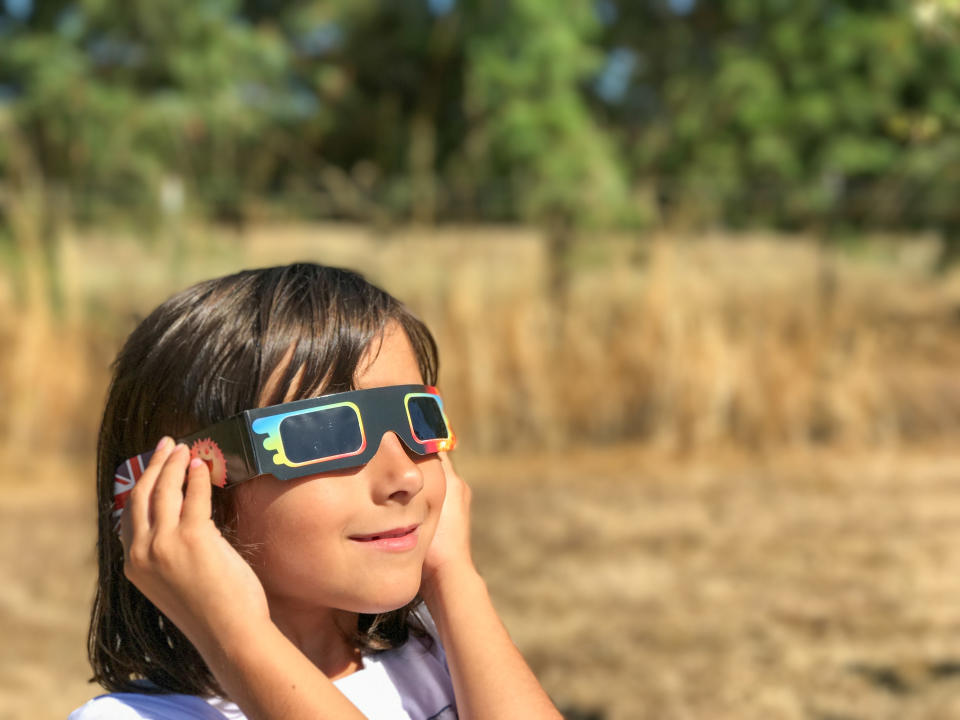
[422,452,476,593]
[120,438,270,655]
[418,453,564,719]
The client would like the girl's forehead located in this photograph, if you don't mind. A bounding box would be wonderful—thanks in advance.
[354,324,422,390]
[257,322,418,406]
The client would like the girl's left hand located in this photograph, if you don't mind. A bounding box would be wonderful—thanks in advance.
[422,452,475,590]
[418,455,564,719]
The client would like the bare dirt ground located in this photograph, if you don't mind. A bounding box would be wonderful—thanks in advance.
[3,446,960,720]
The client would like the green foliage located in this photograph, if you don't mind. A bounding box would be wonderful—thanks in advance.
[0,0,294,221]
[604,0,960,231]
[458,0,628,227]
[1,0,960,237]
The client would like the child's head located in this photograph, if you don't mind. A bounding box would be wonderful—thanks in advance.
[89,263,443,695]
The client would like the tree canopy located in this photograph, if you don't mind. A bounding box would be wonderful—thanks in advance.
[1,0,959,237]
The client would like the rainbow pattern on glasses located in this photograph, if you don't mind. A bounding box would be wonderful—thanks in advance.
[112,384,455,523]
[252,401,368,468]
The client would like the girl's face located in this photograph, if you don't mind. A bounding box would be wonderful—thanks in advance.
[232,323,446,615]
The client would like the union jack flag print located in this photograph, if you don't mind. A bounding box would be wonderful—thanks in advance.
[111,451,154,528]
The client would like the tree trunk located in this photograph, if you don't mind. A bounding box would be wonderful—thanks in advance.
[545,215,575,342]
[936,222,960,273]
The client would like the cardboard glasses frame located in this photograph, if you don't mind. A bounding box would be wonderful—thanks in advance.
[112,384,455,524]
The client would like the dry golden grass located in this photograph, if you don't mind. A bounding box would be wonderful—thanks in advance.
[5,224,960,459]
[1,224,960,719]
[472,446,960,720]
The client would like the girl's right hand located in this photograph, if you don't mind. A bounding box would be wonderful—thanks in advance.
[120,437,271,655]
[121,439,371,720]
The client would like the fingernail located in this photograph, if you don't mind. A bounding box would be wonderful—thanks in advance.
[155,436,171,452]
[190,457,204,469]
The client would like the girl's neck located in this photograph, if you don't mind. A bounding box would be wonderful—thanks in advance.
[267,602,363,680]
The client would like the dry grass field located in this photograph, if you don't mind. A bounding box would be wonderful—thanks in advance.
[1,225,959,719]
[7,448,960,720]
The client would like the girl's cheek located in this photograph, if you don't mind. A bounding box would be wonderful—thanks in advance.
[426,461,446,508]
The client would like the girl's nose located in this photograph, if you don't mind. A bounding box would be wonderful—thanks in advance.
[365,431,425,504]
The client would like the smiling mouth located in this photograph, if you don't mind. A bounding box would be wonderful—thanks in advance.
[349,524,419,542]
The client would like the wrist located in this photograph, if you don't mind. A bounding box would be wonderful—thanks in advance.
[421,562,484,610]
[192,614,279,675]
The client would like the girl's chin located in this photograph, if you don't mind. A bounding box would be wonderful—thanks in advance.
[318,576,422,615]
[349,588,422,615]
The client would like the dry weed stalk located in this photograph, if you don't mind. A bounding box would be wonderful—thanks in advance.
[0,258,94,465]
[0,120,94,464]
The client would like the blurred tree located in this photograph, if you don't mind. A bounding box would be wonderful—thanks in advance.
[454,0,628,300]
[596,0,960,257]
[3,0,960,267]
[266,0,628,228]
[911,0,960,267]
[249,0,628,298]
[266,0,469,223]
[0,0,296,226]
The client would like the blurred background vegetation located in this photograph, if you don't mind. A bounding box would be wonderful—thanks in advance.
[4,1,960,719]
[5,0,960,234]
[6,0,960,282]
[3,0,960,456]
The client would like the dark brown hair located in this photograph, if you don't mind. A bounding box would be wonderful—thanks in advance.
[88,263,439,695]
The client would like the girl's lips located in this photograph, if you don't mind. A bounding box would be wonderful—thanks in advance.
[349,524,420,552]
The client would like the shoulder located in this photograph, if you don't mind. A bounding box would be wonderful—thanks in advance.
[69,692,237,720]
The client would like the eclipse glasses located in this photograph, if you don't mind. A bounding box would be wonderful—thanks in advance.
[112,384,455,523]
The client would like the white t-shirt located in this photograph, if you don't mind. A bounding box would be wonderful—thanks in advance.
[69,612,457,720]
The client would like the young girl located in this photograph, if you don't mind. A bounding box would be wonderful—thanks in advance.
[71,263,561,720]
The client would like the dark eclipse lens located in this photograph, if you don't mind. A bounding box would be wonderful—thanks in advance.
[407,396,449,441]
[279,405,363,464]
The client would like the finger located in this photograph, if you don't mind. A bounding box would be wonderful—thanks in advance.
[119,508,134,558]
[181,456,213,525]
[438,451,471,510]
[437,451,455,478]
[125,437,175,542]
[436,452,456,507]
[437,452,467,492]
[151,443,191,534]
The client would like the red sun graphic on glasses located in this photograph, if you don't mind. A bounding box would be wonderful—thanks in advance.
[190,438,227,488]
